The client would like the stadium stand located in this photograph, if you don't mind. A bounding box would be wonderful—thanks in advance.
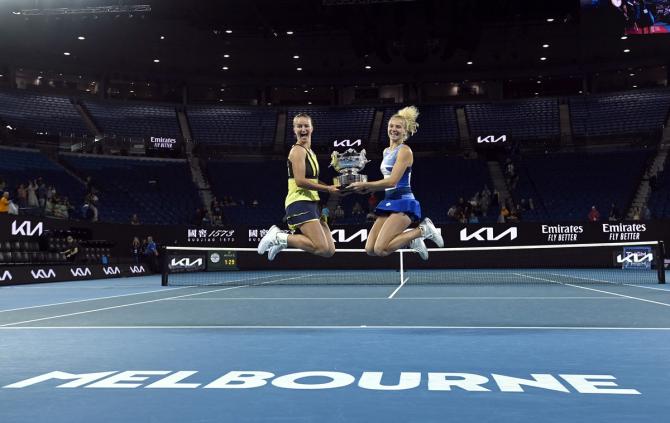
[285,106,375,152]
[570,89,670,138]
[0,147,84,214]
[82,99,180,139]
[0,89,88,136]
[204,159,288,225]
[513,150,651,221]
[61,154,199,225]
[465,98,560,141]
[187,105,277,150]
[378,104,460,150]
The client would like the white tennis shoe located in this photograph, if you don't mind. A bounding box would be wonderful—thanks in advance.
[419,217,444,247]
[267,243,286,261]
[257,225,281,255]
[410,237,429,260]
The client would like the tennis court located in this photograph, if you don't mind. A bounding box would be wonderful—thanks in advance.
[1,258,670,423]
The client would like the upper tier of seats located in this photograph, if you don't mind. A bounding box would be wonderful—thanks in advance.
[187,105,277,150]
[0,90,88,136]
[570,89,670,137]
[284,106,375,151]
[61,155,199,225]
[83,100,180,139]
[465,98,560,141]
[378,104,459,149]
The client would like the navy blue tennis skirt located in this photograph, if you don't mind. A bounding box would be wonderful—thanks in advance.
[285,200,320,230]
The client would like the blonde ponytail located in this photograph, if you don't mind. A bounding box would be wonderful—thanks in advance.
[392,106,419,140]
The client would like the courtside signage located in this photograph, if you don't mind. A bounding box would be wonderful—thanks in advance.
[477,135,507,144]
[460,227,518,242]
[2,370,640,395]
[11,220,43,237]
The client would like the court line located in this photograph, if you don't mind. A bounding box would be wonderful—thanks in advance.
[388,277,409,299]
[515,273,670,308]
[166,296,622,300]
[1,325,669,330]
[548,272,670,292]
[0,273,289,314]
[0,274,313,327]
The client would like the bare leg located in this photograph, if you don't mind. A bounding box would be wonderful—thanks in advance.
[373,213,421,256]
[365,216,388,256]
[320,219,336,257]
[288,220,334,257]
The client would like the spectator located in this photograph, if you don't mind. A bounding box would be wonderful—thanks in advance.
[528,198,535,210]
[131,237,142,264]
[27,180,38,208]
[44,196,55,217]
[334,205,344,220]
[210,196,219,211]
[0,191,10,214]
[643,206,652,220]
[46,185,56,202]
[632,207,641,221]
[144,236,159,273]
[251,199,259,208]
[202,212,212,225]
[85,191,99,222]
[497,209,506,223]
[37,182,47,207]
[468,213,479,223]
[130,213,140,225]
[60,235,79,262]
[321,205,330,225]
[352,202,363,216]
[608,203,620,221]
[212,201,224,224]
[53,198,68,219]
[588,206,600,222]
[500,205,510,219]
[16,184,27,208]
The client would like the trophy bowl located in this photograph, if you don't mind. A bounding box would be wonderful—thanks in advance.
[330,148,370,190]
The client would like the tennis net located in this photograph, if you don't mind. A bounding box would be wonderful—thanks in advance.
[161,241,666,286]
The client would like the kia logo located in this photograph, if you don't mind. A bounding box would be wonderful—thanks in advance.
[103,267,121,275]
[11,220,43,237]
[70,268,91,277]
[31,269,56,279]
[460,227,518,242]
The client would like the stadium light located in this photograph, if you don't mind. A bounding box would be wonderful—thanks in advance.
[63,52,71,56]
[78,36,85,40]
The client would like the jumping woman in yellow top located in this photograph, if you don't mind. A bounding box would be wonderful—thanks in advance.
[258,113,339,260]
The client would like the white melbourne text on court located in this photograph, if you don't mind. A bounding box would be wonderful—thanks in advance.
[11,220,43,237]
[460,227,517,242]
[3,370,640,394]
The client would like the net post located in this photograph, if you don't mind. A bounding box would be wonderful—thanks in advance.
[657,241,666,284]
[399,250,404,285]
[160,246,168,286]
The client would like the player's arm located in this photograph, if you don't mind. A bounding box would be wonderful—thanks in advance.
[290,147,338,194]
[350,146,413,191]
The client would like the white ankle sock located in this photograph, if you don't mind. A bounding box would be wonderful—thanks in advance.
[276,231,288,246]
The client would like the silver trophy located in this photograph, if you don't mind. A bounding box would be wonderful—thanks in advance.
[330,148,370,190]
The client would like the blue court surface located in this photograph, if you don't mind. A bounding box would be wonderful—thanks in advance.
[1,273,670,422]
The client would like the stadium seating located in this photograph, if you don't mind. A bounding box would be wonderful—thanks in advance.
[285,106,374,151]
[0,90,88,136]
[0,147,84,212]
[514,150,650,221]
[83,100,180,139]
[465,98,560,141]
[61,154,199,224]
[378,104,459,149]
[570,89,670,138]
[205,159,288,225]
[187,105,277,150]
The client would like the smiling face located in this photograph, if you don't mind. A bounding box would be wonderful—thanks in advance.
[388,117,407,143]
[293,116,313,143]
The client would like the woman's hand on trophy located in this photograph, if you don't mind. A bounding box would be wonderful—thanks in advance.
[326,185,341,194]
[347,181,370,194]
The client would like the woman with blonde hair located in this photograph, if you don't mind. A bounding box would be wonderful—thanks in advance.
[349,106,443,260]
[258,113,339,260]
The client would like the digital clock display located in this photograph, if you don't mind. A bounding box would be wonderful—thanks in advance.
[207,250,238,271]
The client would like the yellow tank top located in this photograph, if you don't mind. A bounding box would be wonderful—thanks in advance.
[285,144,320,207]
